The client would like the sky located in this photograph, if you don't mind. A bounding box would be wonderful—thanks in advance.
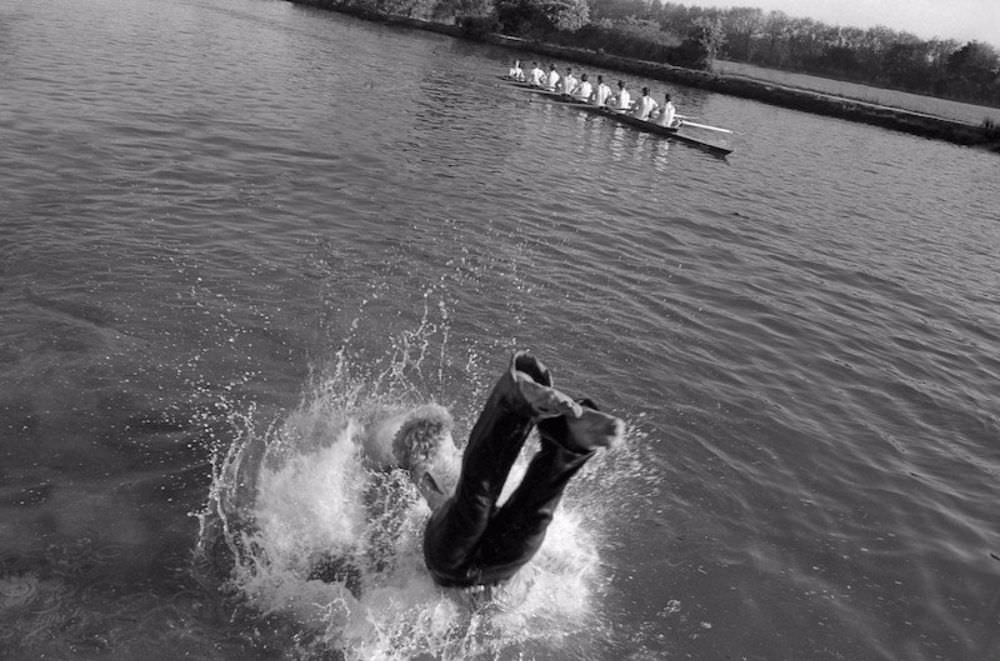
[692,0,1000,47]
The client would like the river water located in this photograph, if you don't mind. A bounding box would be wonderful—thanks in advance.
[2,0,999,659]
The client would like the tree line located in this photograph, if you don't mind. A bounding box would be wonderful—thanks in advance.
[317,0,1000,108]
[613,2,1000,107]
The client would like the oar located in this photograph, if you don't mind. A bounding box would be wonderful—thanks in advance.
[679,120,733,134]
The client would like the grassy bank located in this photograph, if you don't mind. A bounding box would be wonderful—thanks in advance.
[714,60,1000,127]
[289,1,1000,152]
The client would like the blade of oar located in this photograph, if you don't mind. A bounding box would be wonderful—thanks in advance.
[680,120,733,134]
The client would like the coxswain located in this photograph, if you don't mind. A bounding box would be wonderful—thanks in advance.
[546,64,561,92]
[657,93,679,128]
[633,87,659,121]
[528,61,545,87]
[591,75,612,107]
[571,73,593,102]
[507,60,525,82]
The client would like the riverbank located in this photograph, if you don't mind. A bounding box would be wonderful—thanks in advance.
[289,1,1000,151]
[714,59,1000,127]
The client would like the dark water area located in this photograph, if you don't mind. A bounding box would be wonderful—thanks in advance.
[2,0,999,659]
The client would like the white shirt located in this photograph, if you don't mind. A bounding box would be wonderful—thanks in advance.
[529,67,545,86]
[615,89,631,111]
[634,95,659,120]
[561,74,577,95]
[593,83,612,106]
[546,70,560,91]
[508,65,524,81]
[658,101,677,127]
[573,81,593,101]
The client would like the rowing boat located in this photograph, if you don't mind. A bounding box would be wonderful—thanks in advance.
[500,76,734,157]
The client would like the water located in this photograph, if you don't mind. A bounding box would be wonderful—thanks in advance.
[2,0,999,659]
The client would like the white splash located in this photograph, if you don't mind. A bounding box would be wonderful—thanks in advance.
[197,304,612,659]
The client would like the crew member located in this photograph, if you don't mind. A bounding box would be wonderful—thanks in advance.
[545,64,560,92]
[611,80,631,112]
[507,60,525,82]
[657,93,678,128]
[528,62,545,87]
[559,67,578,97]
[633,87,659,121]
[571,73,593,102]
[591,75,613,107]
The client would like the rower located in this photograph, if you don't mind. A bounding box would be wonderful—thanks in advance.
[633,87,659,121]
[546,64,560,92]
[611,81,631,112]
[528,61,545,87]
[507,60,525,82]
[657,93,679,128]
[591,75,612,107]
[560,67,578,96]
[571,73,593,102]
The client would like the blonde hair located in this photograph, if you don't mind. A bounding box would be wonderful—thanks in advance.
[391,404,454,474]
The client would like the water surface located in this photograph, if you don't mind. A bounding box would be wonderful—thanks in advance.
[2,0,999,659]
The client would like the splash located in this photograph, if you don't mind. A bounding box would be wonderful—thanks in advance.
[196,299,619,660]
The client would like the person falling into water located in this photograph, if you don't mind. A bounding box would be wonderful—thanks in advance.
[317,351,624,591]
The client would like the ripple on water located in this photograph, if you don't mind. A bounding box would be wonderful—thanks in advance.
[0,573,39,609]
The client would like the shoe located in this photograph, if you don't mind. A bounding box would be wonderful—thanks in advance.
[538,398,625,452]
[508,351,582,420]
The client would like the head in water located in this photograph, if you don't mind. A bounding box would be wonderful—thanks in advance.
[391,404,460,509]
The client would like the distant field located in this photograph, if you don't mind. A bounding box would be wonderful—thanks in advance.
[715,60,1000,126]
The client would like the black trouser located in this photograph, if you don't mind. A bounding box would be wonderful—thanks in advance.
[422,355,594,588]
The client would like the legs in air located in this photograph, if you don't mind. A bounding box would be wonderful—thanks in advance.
[411,351,623,587]
[314,350,624,592]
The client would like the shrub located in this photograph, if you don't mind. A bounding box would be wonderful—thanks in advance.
[458,13,500,37]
